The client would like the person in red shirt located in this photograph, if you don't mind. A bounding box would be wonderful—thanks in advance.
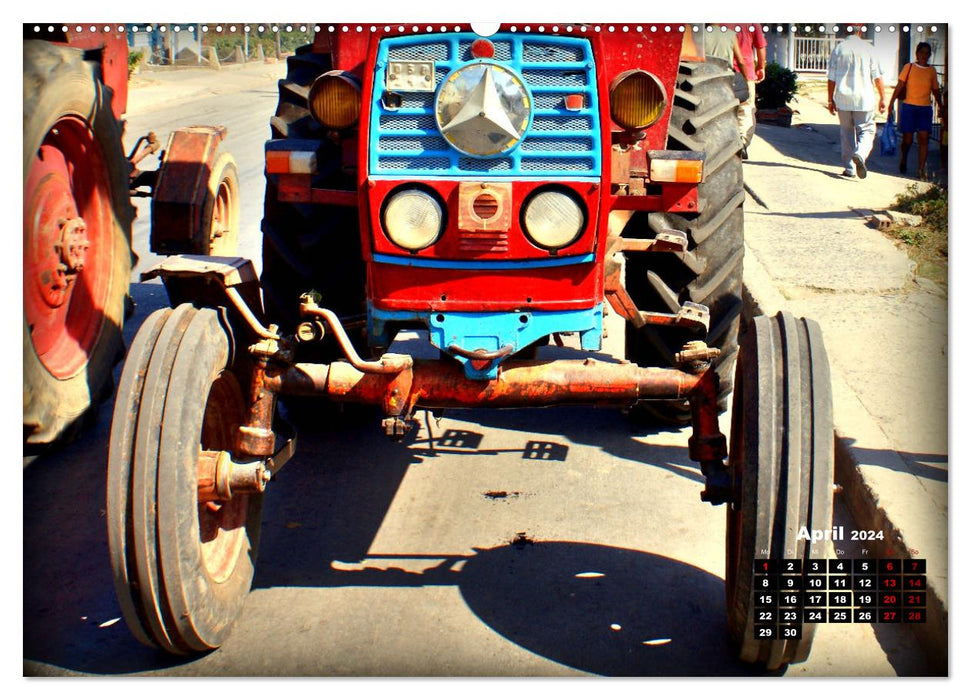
[733,24,768,154]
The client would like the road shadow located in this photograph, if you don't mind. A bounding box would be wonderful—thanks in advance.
[744,157,841,180]
[454,404,706,485]
[251,404,418,588]
[254,470,772,678]
[23,398,189,675]
[838,437,947,483]
[754,119,946,184]
[745,207,870,221]
[457,540,766,676]
[250,403,707,592]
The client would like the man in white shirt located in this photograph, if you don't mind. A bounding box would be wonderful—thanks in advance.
[826,25,886,178]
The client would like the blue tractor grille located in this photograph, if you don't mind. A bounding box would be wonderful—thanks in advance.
[369,33,601,178]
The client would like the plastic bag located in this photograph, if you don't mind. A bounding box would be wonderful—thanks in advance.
[881,109,898,156]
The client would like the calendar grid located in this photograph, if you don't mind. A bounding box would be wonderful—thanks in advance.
[752,559,927,639]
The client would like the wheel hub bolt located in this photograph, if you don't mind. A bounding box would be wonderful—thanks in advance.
[198,450,271,502]
[676,340,721,366]
[57,217,90,273]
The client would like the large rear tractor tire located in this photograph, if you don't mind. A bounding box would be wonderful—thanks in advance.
[626,59,744,424]
[107,304,262,653]
[725,312,834,669]
[261,46,366,348]
[23,40,135,448]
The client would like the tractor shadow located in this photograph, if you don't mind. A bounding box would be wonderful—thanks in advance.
[22,397,189,675]
[248,413,764,675]
[243,405,767,676]
[456,540,764,676]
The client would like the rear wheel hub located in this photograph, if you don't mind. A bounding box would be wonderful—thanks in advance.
[23,115,115,378]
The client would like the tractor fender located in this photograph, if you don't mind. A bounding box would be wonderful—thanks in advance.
[150,126,238,255]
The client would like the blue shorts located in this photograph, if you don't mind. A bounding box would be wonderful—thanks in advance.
[898,103,933,134]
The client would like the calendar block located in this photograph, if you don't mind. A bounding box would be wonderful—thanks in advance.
[749,558,928,639]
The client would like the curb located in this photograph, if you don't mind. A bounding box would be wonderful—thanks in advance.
[741,241,947,675]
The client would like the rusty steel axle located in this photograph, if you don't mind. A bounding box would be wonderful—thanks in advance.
[263,357,704,411]
[150,279,732,502]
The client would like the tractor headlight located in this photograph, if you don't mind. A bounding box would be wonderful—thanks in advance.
[382,189,444,251]
[308,71,361,129]
[610,70,666,130]
[522,189,585,251]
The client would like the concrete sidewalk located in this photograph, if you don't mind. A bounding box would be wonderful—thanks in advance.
[741,83,948,672]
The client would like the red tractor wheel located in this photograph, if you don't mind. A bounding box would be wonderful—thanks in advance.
[23,40,134,447]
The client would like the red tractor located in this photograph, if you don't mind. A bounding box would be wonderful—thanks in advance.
[23,25,239,449]
[106,24,834,670]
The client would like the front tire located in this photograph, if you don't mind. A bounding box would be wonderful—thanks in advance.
[725,312,834,669]
[203,151,241,256]
[107,304,261,653]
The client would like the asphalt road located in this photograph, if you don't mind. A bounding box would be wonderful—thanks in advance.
[22,60,931,678]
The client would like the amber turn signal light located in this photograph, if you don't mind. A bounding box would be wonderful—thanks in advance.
[610,70,666,131]
[308,71,361,129]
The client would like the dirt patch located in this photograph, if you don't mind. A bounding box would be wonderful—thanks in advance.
[484,491,521,501]
[882,183,948,290]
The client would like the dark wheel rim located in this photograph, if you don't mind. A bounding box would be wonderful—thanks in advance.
[24,115,114,378]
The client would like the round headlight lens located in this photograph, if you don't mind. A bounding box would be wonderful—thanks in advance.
[436,63,531,157]
[383,189,444,251]
[522,190,585,250]
[610,70,666,130]
[308,71,361,129]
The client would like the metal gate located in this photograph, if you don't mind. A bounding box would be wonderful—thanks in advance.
[794,37,839,72]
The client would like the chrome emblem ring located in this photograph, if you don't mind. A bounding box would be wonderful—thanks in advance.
[435,63,531,157]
